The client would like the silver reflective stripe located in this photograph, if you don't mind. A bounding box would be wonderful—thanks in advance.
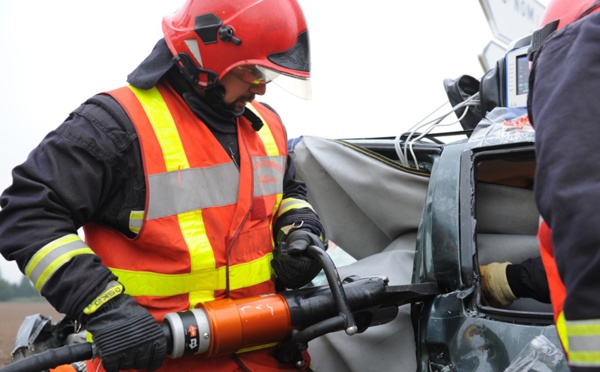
[253,156,285,196]
[147,156,285,220]
[570,335,600,353]
[147,163,239,220]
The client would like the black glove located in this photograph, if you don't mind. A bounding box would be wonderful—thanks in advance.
[271,229,325,289]
[85,293,166,372]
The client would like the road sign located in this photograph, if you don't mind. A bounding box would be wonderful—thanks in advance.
[479,40,507,71]
[479,0,546,45]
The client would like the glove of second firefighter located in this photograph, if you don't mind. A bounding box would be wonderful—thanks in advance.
[271,229,325,289]
[84,283,166,372]
[480,262,517,307]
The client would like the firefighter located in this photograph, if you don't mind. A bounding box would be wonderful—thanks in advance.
[527,0,600,370]
[0,0,327,371]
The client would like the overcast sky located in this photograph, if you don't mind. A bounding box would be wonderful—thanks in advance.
[0,1,546,283]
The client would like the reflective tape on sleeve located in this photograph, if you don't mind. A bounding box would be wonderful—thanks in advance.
[567,318,600,367]
[276,197,315,217]
[25,234,94,291]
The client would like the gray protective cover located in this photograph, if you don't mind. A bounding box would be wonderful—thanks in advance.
[289,136,430,372]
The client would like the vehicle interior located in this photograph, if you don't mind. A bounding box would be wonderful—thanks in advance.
[473,148,553,316]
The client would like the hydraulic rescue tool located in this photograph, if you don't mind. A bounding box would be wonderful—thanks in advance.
[1,245,440,372]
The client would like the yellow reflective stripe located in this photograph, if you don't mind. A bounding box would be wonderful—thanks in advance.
[557,311,569,352]
[189,290,216,308]
[228,253,274,289]
[128,85,189,171]
[177,210,215,304]
[178,210,214,272]
[25,234,94,291]
[273,194,283,216]
[110,253,273,297]
[569,353,600,367]
[277,197,315,217]
[130,210,144,220]
[270,194,283,245]
[246,103,279,157]
[567,319,600,336]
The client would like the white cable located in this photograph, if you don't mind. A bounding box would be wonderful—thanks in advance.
[402,100,469,164]
[408,102,474,168]
[403,109,455,166]
[397,92,480,168]
[394,100,451,166]
[407,95,480,168]
[407,96,480,153]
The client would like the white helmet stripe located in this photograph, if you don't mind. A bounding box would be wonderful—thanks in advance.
[184,39,203,67]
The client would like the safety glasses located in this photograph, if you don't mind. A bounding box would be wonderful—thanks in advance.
[230,65,271,85]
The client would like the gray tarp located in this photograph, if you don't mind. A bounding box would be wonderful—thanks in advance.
[289,136,430,372]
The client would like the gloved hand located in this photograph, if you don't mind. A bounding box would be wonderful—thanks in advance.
[480,262,517,308]
[271,229,325,289]
[85,291,166,372]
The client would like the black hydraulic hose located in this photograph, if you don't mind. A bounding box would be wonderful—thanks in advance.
[291,316,347,345]
[273,316,347,366]
[0,343,94,372]
[306,244,358,335]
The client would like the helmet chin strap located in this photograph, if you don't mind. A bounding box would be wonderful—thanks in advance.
[174,53,219,90]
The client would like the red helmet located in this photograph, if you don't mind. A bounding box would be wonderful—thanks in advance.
[529,0,600,59]
[163,0,311,99]
[539,0,600,30]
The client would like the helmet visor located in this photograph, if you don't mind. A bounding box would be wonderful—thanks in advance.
[258,66,312,100]
[230,65,312,100]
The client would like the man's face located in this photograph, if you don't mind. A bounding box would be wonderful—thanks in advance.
[219,65,268,113]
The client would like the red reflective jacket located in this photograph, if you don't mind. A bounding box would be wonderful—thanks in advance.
[85,83,305,371]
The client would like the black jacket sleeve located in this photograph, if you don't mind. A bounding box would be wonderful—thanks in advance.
[506,256,550,304]
[0,96,142,317]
